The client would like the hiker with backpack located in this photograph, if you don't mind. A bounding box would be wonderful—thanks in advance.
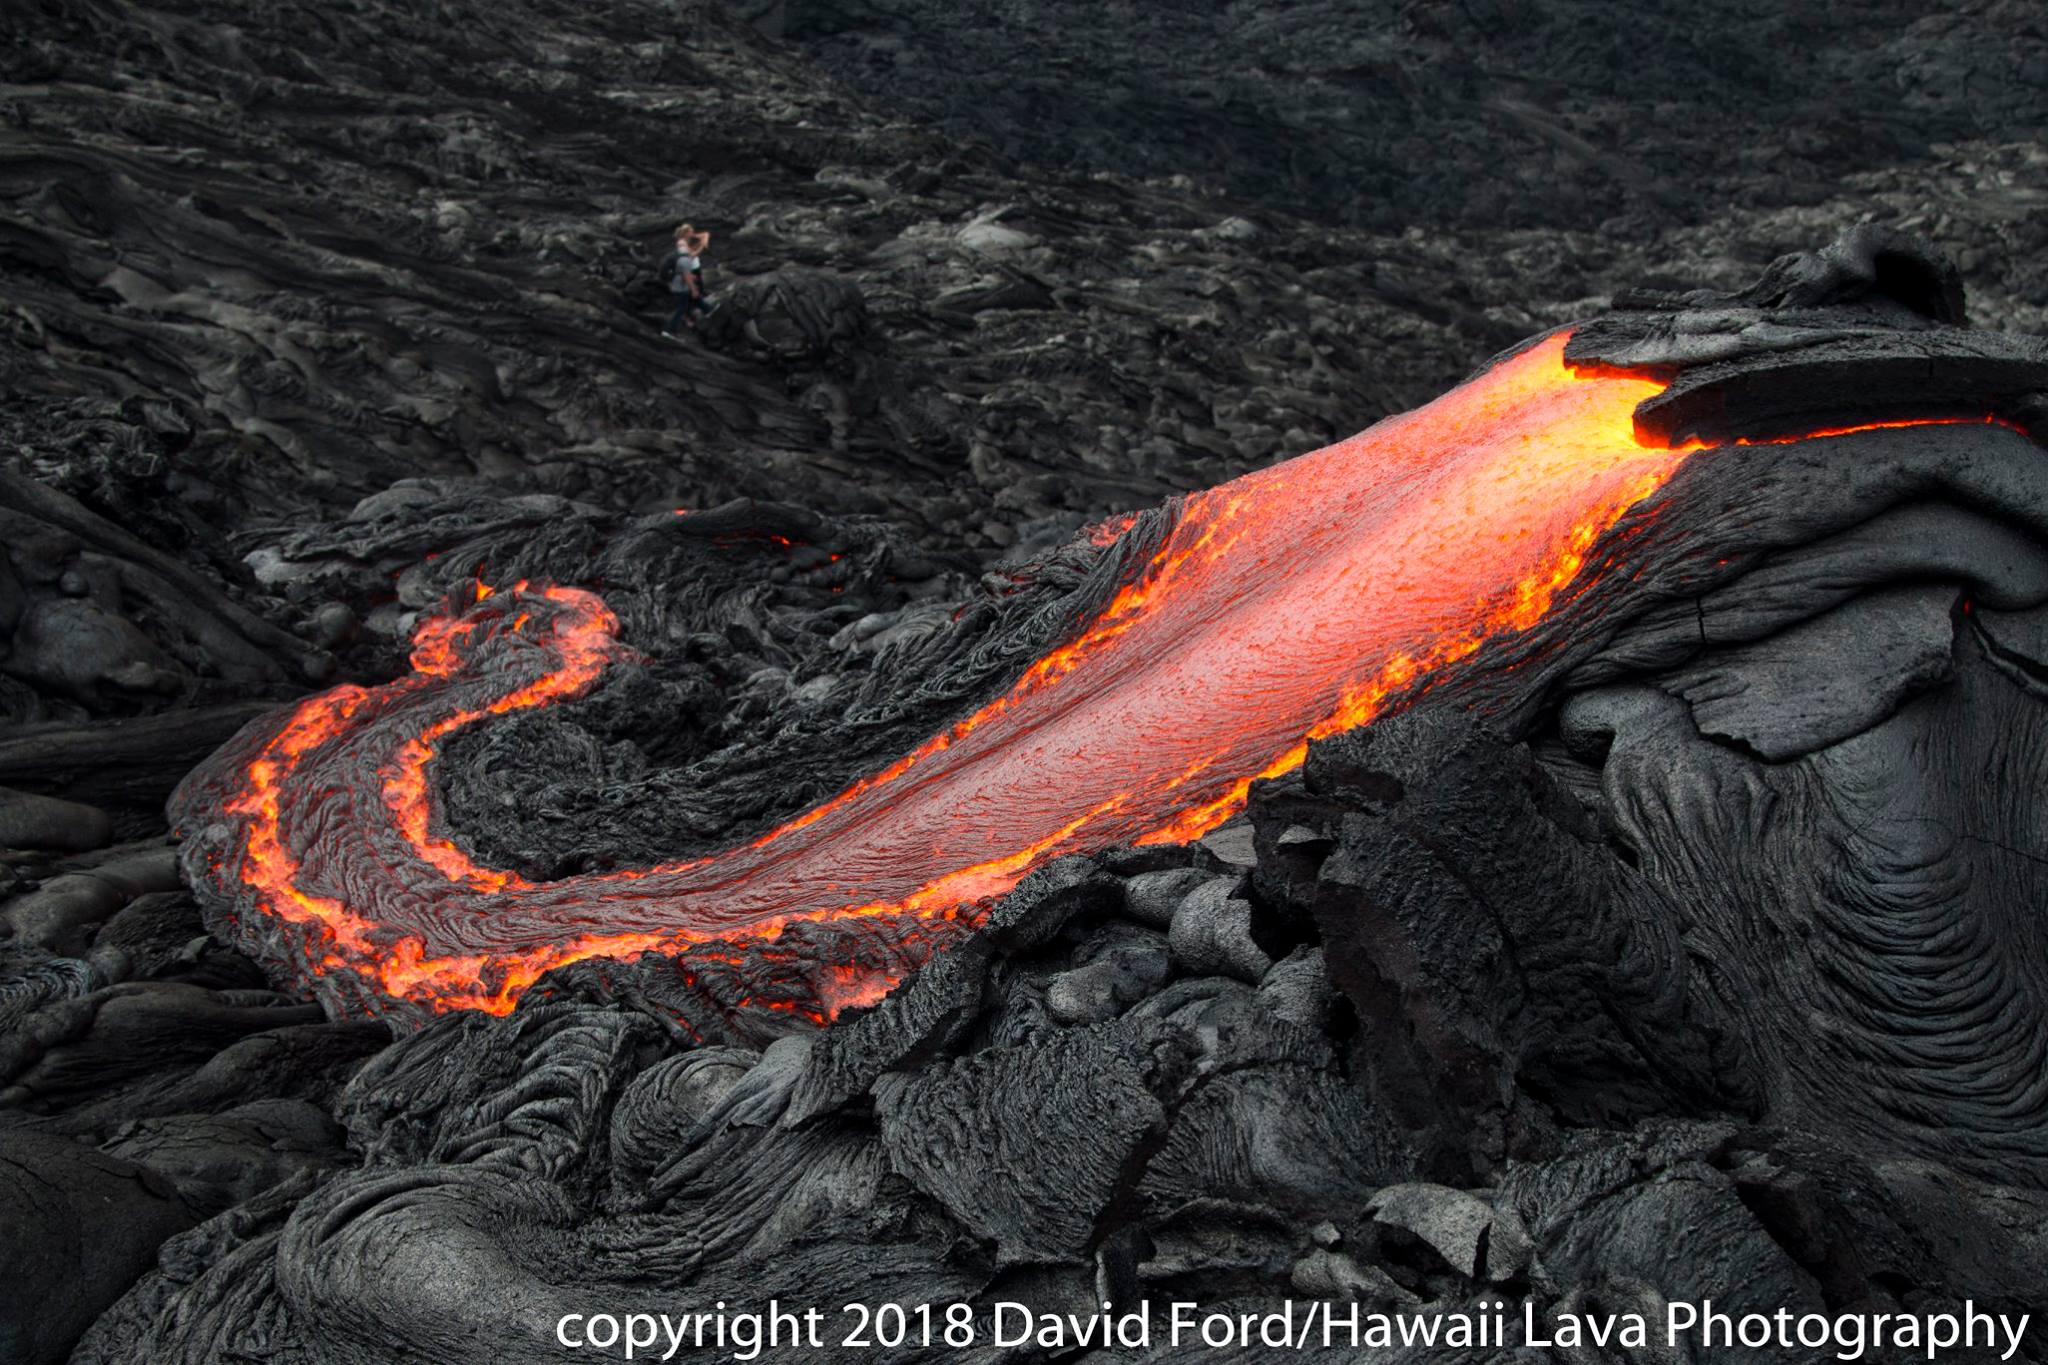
[662,223,714,336]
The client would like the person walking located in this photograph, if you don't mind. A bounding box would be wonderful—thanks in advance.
[662,223,714,336]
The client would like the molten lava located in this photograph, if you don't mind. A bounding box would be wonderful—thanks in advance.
[181,331,1937,1023]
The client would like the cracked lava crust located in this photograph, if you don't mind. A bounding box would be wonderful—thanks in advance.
[168,332,1986,1025]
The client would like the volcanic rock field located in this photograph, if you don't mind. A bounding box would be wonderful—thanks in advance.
[6,1,2048,1362]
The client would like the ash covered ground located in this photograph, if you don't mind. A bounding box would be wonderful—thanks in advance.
[6,1,2048,1362]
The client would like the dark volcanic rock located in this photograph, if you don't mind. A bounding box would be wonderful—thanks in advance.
[778,0,2048,246]
[0,1129,202,1364]
[7,0,2044,747]
[3,0,1615,595]
[3,0,2048,1349]
[12,239,2048,1365]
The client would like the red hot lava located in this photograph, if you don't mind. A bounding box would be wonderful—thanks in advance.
[175,332,1969,1022]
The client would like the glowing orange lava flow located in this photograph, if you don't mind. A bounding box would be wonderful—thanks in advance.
[187,332,1727,1017]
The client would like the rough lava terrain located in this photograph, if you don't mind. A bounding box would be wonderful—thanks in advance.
[6,2,2048,1362]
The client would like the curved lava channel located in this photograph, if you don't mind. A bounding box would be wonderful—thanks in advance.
[181,332,1872,1017]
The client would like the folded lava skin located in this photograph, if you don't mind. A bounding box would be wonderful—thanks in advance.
[34,226,2048,1365]
[168,321,2003,1026]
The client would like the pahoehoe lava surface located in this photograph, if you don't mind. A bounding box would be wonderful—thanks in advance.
[69,232,2040,1361]
[8,0,2048,1352]
[774,0,2048,239]
[175,333,1704,1022]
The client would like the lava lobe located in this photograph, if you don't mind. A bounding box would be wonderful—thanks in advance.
[175,332,1735,1021]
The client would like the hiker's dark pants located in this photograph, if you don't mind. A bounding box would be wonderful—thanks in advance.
[666,292,700,331]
